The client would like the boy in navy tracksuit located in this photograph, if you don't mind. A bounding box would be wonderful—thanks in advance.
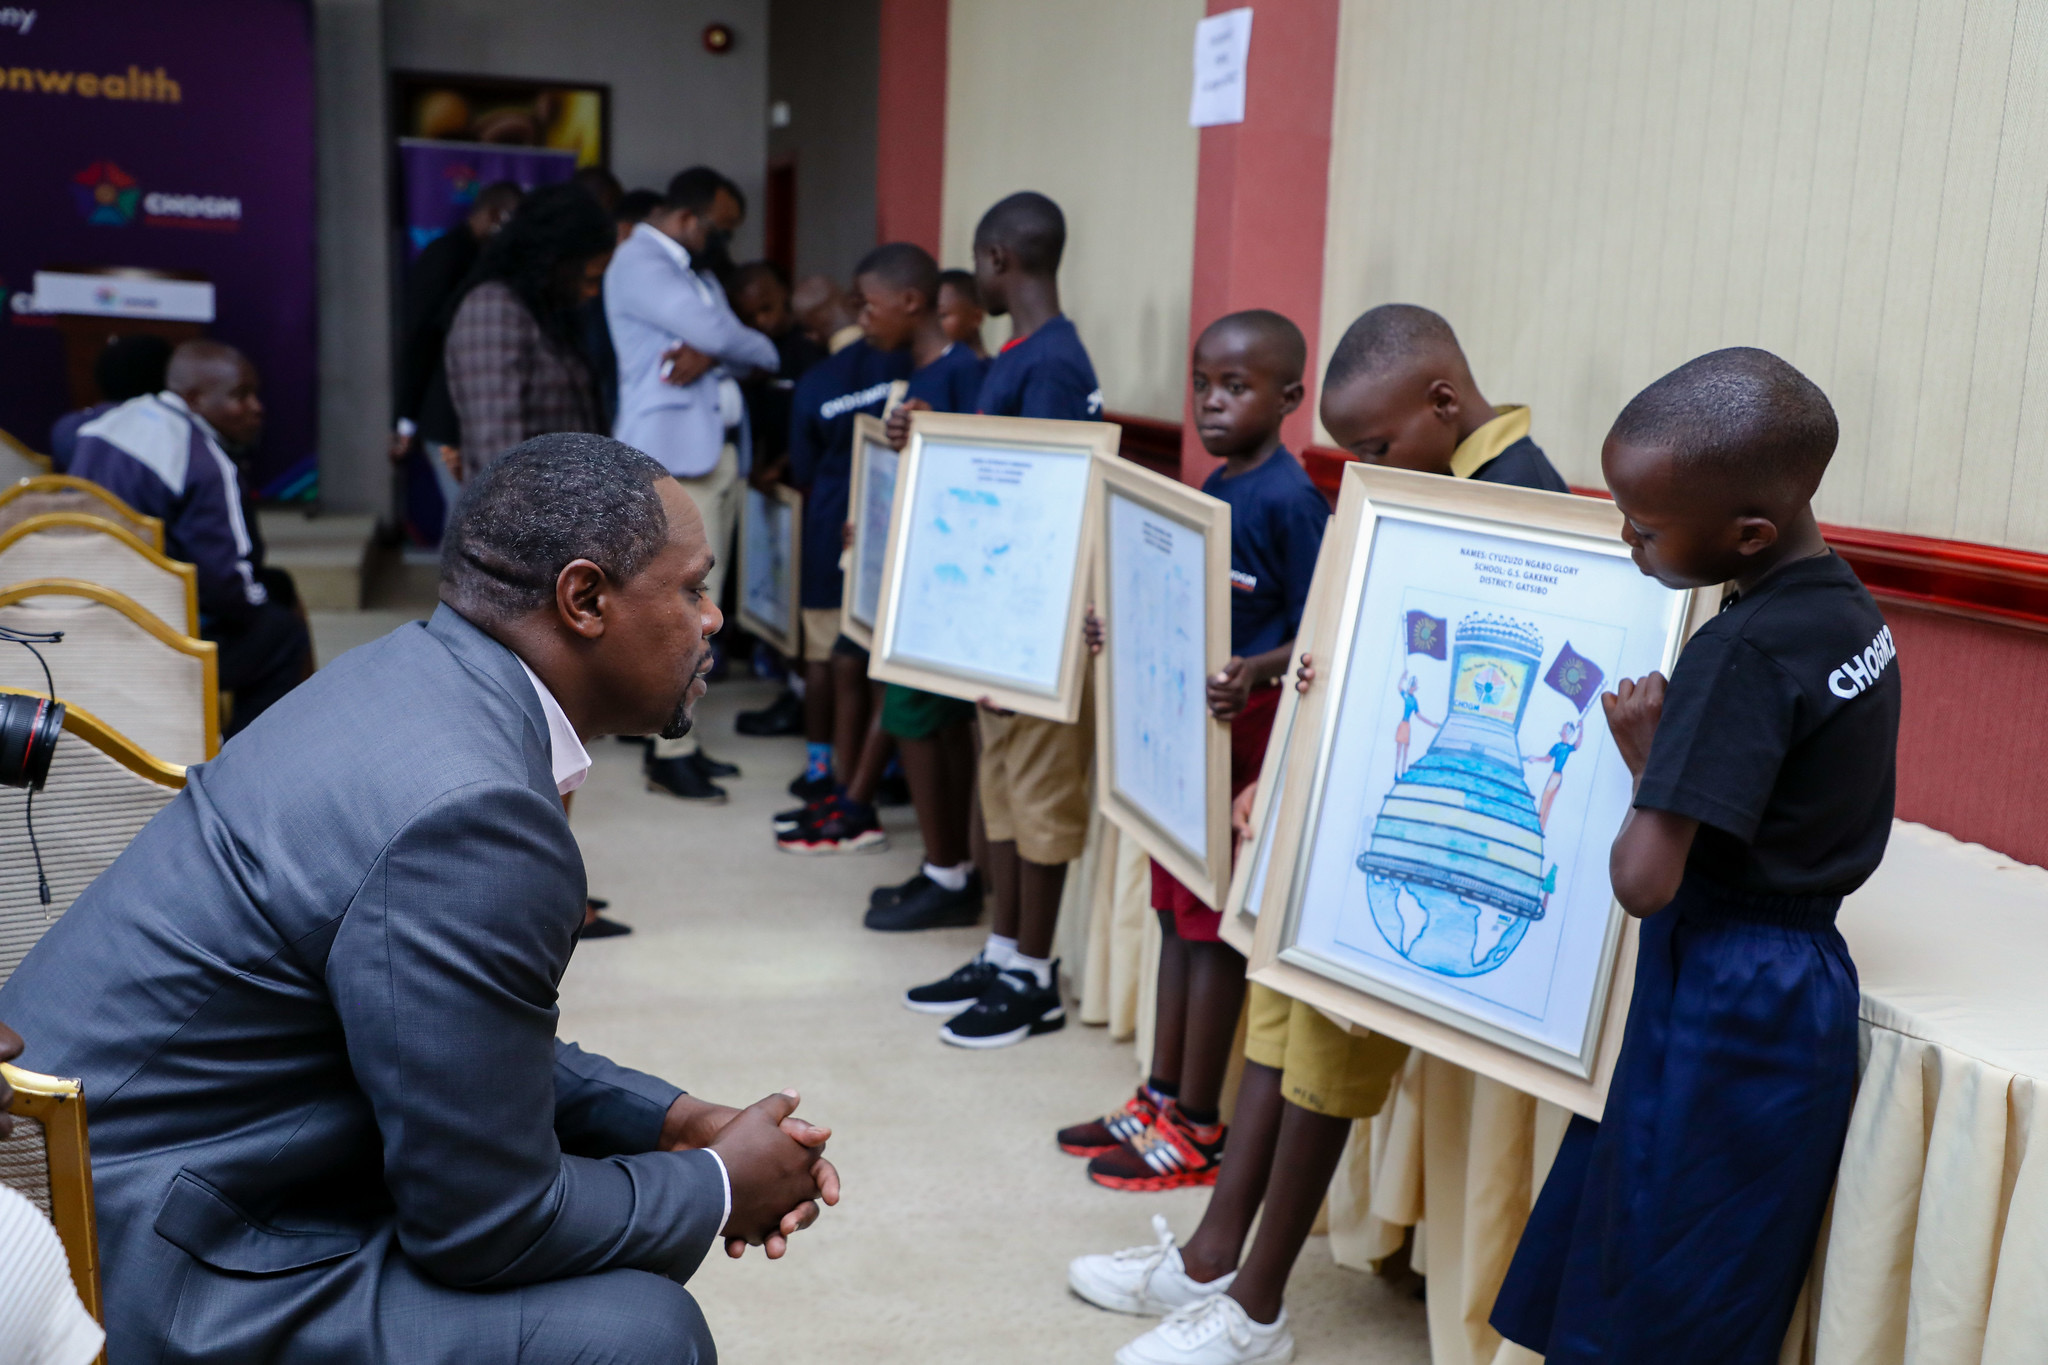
[778,243,987,885]
[1077,305,1576,1365]
[784,327,911,805]
[1492,348,1899,1364]
[895,191,1106,1050]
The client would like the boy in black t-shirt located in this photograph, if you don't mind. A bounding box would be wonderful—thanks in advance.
[1493,349,1899,1365]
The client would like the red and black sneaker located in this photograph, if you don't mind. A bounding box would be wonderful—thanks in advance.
[776,799,887,855]
[1057,1086,1163,1158]
[1086,1103,1226,1191]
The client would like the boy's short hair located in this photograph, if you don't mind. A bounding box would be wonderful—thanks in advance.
[974,191,1065,274]
[665,166,743,216]
[1612,348,1838,497]
[1198,309,1307,384]
[938,268,981,305]
[1323,304,1461,391]
[854,242,941,307]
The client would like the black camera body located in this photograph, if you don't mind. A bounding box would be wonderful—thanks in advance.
[0,690,64,791]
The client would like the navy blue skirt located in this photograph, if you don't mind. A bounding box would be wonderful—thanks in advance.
[1491,875,1860,1364]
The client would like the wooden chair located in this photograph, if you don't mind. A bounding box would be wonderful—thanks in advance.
[0,477,163,553]
[0,1061,101,1327]
[0,692,185,984]
[0,426,53,481]
[0,581,218,767]
[0,514,198,636]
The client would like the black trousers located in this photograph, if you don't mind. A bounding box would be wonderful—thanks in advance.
[208,569,311,737]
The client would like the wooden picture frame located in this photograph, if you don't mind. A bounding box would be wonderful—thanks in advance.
[1218,527,1335,954]
[1091,458,1233,906]
[840,414,899,651]
[867,411,1121,723]
[1247,464,1721,1118]
[739,483,803,659]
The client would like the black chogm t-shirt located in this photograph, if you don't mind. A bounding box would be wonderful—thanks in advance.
[1634,551,1902,898]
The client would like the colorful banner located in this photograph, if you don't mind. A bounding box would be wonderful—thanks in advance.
[0,0,316,498]
[397,139,579,259]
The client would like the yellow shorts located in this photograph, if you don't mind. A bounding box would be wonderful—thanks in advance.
[977,694,1094,866]
[801,607,841,663]
[1243,982,1409,1119]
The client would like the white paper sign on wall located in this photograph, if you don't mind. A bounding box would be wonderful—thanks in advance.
[1189,7,1252,128]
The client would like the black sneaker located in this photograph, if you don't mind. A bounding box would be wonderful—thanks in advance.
[644,752,728,803]
[870,871,925,909]
[777,800,886,854]
[691,749,740,779]
[940,964,1066,1049]
[788,769,837,801]
[864,871,983,931]
[873,773,912,808]
[903,953,1003,1015]
[773,796,834,835]
[736,690,803,736]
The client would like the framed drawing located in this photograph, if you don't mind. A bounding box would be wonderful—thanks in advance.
[868,412,1121,723]
[1248,463,1721,1117]
[739,483,802,659]
[1091,458,1233,906]
[1218,530,1334,954]
[840,414,898,650]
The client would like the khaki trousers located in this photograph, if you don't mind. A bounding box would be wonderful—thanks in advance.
[654,441,739,761]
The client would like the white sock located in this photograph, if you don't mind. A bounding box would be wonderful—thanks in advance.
[924,860,972,892]
[1011,952,1053,989]
[983,933,1018,967]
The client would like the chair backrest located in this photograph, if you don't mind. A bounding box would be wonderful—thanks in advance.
[0,477,162,553]
[0,581,218,766]
[0,514,198,636]
[0,427,52,481]
[0,692,185,985]
[1,1062,101,1324]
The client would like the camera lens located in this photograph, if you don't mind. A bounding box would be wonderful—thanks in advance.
[0,693,64,791]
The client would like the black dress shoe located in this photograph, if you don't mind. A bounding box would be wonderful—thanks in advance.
[864,871,984,931]
[691,750,741,779]
[736,690,803,737]
[581,914,634,939]
[644,752,728,803]
[870,870,923,909]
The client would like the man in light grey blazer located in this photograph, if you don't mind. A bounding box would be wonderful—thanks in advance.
[0,434,837,1364]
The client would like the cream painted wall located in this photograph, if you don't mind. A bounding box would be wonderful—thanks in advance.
[1320,0,2048,551]
[941,0,1203,421]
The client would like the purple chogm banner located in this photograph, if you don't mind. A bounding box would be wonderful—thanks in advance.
[0,0,318,499]
[399,139,578,260]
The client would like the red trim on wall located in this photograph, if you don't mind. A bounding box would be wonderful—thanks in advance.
[875,0,949,255]
[1182,0,1344,487]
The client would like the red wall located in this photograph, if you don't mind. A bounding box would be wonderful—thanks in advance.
[875,0,949,254]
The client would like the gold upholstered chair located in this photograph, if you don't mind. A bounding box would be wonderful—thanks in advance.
[0,692,186,985]
[0,477,163,553]
[0,427,53,482]
[0,581,218,768]
[0,1061,102,1329]
[0,514,198,636]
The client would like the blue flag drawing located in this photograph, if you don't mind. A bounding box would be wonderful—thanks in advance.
[1404,610,1447,660]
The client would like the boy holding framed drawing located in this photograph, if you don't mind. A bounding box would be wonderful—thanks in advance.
[1078,306,1577,1365]
[1058,311,1327,1195]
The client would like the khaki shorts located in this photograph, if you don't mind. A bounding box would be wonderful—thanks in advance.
[976,691,1094,865]
[1243,982,1409,1119]
[801,608,841,663]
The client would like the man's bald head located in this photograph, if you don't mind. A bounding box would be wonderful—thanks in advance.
[168,339,263,451]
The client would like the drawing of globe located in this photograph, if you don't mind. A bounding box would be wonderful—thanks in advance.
[1364,872,1532,977]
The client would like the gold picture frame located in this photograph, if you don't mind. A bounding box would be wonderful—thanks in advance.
[1090,457,1233,906]
[867,411,1120,723]
[839,414,899,651]
[1247,463,1721,1118]
[739,482,803,660]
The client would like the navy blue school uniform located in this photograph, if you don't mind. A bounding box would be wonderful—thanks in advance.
[906,341,987,414]
[1201,448,1329,657]
[976,314,1103,420]
[1471,434,1569,493]
[788,340,912,609]
[1492,550,1901,1365]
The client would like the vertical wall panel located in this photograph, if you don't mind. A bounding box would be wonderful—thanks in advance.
[1321,0,2048,551]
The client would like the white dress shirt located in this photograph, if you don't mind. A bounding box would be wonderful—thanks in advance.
[515,659,731,1235]
[0,1185,105,1365]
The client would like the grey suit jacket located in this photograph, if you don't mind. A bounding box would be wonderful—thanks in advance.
[0,606,726,1361]
[605,223,779,478]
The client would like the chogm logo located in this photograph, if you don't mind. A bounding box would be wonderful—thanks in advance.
[72,160,139,225]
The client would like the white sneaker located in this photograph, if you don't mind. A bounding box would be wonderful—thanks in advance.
[1115,1295,1293,1365]
[1069,1215,1236,1316]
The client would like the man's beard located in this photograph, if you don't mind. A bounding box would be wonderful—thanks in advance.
[658,694,693,741]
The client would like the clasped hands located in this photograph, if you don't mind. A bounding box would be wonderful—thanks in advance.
[661,1090,840,1261]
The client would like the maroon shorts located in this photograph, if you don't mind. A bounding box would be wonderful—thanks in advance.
[1151,682,1283,942]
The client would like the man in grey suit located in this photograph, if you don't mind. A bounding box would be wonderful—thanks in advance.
[0,434,837,1363]
[608,166,780,803]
